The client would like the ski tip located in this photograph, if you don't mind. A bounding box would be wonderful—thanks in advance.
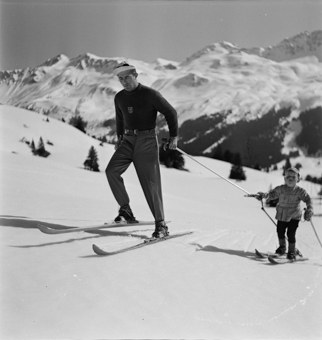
[255,249,266,258]
[268,256,278,264]
[36,223,55,234]
[92,244,106,255]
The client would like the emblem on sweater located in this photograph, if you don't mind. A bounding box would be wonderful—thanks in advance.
[128,107,133,114]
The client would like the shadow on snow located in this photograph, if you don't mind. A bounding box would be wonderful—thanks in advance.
[0,215,151,248]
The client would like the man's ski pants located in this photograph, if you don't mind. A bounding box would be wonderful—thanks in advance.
[105,131,164,222]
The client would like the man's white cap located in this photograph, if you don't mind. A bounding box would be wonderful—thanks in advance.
[113,62,136,76]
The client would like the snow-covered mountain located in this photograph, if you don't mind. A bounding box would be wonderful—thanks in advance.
[0,30,321,169]
[249,30,322,62]
[184,31,322,64]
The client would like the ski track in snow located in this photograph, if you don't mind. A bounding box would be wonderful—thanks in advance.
[188,229,268,255]
[96,224,321,329]
[182,230,322,330]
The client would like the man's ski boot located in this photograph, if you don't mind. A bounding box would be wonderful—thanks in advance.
[114,204,138,223]
[287,251,296,260]
[152,221,169,238]
[275,245,286,255]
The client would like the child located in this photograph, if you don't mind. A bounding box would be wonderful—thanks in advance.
[256,167,314,260]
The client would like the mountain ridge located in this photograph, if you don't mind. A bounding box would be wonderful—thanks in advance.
[184,30,322,64]
[0,30,321,169]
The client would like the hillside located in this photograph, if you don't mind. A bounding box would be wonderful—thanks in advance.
[1,105,322,339]
[0,30,321,170]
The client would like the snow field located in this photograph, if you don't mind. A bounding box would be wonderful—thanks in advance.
[0,106,321,339]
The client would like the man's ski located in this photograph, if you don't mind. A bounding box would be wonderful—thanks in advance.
[268,255,309,264]
[37,220,168,235]
[92,231,193,256]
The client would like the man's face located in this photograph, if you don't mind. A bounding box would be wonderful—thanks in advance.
[117,71,138,91]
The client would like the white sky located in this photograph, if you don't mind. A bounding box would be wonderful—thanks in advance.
[1,0,322,70]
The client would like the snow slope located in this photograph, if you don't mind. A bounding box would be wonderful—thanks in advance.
[0,106,322,339]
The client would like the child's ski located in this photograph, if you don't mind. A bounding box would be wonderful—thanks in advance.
[268,255,309,264]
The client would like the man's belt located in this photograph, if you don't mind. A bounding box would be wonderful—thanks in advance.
[124,129,155,135]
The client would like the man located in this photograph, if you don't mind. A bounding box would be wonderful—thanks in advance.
[106,62,178,238]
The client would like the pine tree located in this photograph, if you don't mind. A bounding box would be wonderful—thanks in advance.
[228,152,246,181]
[84,146,100,172]
[69,116,87,133]
[32,137,50,157]
[283,158,292,175]
[229,164,246,181]
[37,137,45,153]
[294,163,302,171]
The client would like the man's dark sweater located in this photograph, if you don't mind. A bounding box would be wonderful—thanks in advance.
[114,83,178,137]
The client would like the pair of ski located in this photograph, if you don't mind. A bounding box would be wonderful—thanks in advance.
[36,221,193,256]
[255,249,309,264]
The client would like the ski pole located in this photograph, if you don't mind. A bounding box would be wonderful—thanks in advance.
[177,147,281,229]
[304,209,322,249]
[175,146,251,195]
[163,140,278,227]
[310,219,322,249]
[245,194,278,226]
[245,194,278,227]
[259,199,277,227]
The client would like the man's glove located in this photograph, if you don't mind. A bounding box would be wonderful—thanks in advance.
[162,137,178,151]
[168,136,178,150]
[115,135,123,150]
[304,208,314,221]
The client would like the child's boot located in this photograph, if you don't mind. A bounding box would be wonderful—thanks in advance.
[287,242,296,260]
[275,239,286,255]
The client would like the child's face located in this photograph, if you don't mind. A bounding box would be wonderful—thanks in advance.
[284,171,298,187]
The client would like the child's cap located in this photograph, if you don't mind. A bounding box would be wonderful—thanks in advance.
[286,167,300,176]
